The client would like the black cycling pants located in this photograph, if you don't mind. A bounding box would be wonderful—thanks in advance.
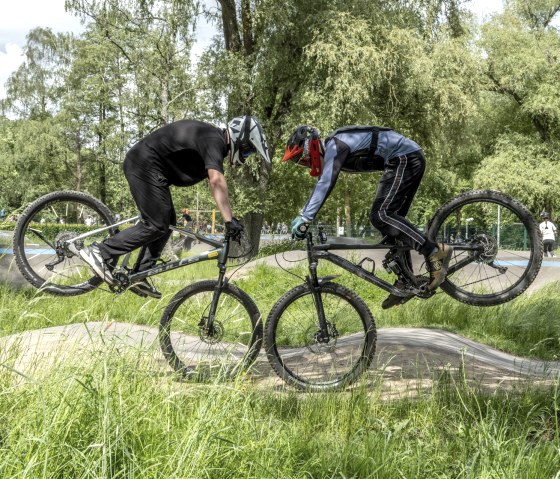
[370,152,436,257]
[98,148,176,270]
[544,239,555,256]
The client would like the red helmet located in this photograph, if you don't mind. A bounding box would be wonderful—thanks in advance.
[282,125,324,176]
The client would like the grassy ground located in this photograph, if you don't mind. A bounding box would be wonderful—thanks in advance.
[1,259,560,478]
[0,351,559,478]
[2,259,560,359]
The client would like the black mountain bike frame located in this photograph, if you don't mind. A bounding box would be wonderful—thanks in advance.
[304,229,486,342]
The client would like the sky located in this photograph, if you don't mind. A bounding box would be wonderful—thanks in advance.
[0,0,505,100]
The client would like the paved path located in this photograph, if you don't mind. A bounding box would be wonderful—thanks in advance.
[2,322,559,395]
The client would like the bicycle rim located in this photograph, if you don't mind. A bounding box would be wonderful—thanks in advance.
[267,283,376,391]
[428,191,542,305]
[160,281,262,380]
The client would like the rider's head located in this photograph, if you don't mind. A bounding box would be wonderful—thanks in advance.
[541,211,550,220]
[282,125,325,177]
[226,116,270,168]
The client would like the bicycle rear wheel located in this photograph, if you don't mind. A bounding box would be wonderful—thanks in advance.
[13,191,116,296]
[265,282,377,391]
[159,280,263,380]
[428,190,542,306]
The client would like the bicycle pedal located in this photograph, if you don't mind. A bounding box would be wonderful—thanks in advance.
[383,259,402,275]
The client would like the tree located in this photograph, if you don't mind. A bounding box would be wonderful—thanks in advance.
[480,2,560,143]
[2,28,74,120]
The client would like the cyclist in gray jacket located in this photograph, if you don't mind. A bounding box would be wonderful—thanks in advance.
[283,125,453,309]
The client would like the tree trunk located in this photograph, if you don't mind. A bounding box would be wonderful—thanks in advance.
[75,137,82,191]
[99,161,107,204]
[218,0,242,52]
[241,0,254,56]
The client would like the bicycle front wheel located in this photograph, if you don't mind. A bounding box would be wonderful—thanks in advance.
[13,191,116,296]
[265,282,377,391]
[159,280,263,380]
[428,190,543,306]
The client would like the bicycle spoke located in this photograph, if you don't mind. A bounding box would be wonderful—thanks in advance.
[272,286,371,388]
[15,193,115,293]
[429,191,542,305]
[161,283,260,379]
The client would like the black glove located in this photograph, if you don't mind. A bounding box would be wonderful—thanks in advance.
[225,217,244,240]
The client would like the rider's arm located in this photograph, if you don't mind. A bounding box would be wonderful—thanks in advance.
[300,138,349,221]
[207,168,233,222]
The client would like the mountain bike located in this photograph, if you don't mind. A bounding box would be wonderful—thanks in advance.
[12,190,263,379]
[264,190,543,391]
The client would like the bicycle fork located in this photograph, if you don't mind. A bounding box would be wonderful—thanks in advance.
[200,241,230,338]
[306,238,337,344]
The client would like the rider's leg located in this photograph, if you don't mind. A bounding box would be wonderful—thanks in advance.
[370,152,435,257]
[80,149,173,294]
[370,152,452,296]
[134,205,177,271]
[98,151,174,263]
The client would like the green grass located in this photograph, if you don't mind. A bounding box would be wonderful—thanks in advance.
[2,256,560,477]
[3,257,560,360]
[0,351,559,478]
[237,261,560,361]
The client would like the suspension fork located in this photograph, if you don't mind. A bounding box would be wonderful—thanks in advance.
[306,235,330,341]
[204,238,231,335]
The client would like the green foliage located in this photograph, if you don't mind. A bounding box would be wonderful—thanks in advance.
[1,265,560,477]
[0,0,559,238]
[473,133,560,213]
[0,348,559,478]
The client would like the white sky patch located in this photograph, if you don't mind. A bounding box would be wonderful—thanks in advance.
[467,0,504,21]
[0,43,24,92]
[0,0,507,100]
[0,0,84,99]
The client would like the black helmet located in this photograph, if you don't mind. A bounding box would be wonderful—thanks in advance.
[282,125,324,176]
[541,211,550,220]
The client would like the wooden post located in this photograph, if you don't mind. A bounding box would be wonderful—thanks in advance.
[212,209,216,234]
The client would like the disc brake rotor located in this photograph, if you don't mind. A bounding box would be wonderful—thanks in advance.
[304,324,337,354]
[200,321,224,344]
[471,234,498,262]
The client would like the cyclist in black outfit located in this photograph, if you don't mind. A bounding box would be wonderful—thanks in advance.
[283,125,453,309]
[79,116,270,298]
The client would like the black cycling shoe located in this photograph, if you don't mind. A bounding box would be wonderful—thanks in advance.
[382,281,412,310]
[129,280,162,299]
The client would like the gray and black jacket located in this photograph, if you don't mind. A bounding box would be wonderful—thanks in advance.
[300,126,422,221]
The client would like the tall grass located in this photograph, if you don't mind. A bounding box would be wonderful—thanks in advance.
[2,256,560,477]
[0,347,559,478]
